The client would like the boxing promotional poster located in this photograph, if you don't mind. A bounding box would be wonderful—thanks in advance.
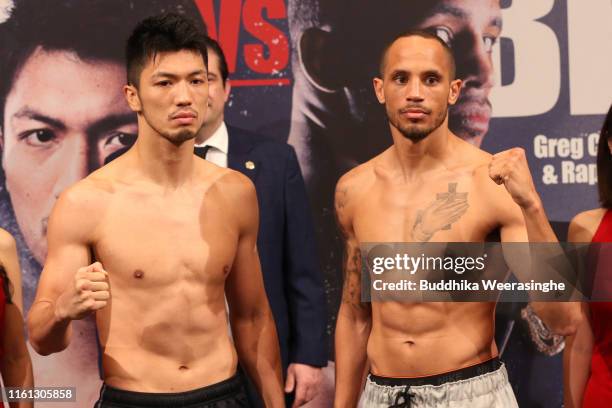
[0,0,610,407]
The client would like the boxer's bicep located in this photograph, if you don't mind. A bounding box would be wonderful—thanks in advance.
[493,189,531,280]
[499,204,528,242]
[225,179,268,318]
[226,235,268,320]
[34,191,92,305]
[335,178,365,310]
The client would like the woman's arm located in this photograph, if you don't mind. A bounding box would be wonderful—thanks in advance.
[563,303,593,408]
[0,229,34,408]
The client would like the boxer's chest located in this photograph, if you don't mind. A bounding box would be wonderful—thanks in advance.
[353,174,496,243]
[92,191,237,288]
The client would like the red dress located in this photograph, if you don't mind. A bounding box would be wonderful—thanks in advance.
[583,210,612,407]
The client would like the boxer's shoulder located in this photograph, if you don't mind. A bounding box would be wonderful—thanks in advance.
[337,158,376,196]
[208,166,254,193]
[54,177,111,222]
[334,163,375,233]
[46,182,105,245]
[448,136,493,180]
[202,167,257,212]
[453,137,492,169]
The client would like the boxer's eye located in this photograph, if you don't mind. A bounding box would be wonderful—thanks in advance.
[392,73,407,84]
[425,75,440,86]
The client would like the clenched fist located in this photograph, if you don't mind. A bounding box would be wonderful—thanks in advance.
[489,148,541,210]
[55,261,110,320]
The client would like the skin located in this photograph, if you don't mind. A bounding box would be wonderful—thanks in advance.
[197,46,322,408]
[27,49,284,406]
[0,228,34,408]
[1,47,137,265]
[333,36,579,407]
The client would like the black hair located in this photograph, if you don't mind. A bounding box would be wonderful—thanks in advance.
[203,36,229,85]
[598,104,612,209]
[378,29,457,80]
[126,12,209,87]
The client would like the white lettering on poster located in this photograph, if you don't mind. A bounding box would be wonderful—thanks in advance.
[567,0,612,115]
[491,0,612,117]
[535,133,600,185]
[490,0,560,117]
[533,134,584,160]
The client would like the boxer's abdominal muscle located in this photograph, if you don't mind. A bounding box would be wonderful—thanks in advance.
[89,170,241,392]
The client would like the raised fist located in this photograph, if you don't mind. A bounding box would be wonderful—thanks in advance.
[56,261,110,320]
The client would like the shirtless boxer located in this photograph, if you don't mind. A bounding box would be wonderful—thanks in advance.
[333,31,580,407]
[27,13,284,408]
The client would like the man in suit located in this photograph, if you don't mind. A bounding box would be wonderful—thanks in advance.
[195,37,328,407]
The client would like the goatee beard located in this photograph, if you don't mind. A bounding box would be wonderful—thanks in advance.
[396,108,447,142]
[398,127,431,142]
[140,104,199,146]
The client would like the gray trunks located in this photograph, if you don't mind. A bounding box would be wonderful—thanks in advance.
[361,358,518,407]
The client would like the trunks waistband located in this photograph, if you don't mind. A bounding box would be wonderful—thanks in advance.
[99,373,244,406]
[369,357,502,387]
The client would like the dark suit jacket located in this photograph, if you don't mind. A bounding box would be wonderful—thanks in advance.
[227,125,328,370]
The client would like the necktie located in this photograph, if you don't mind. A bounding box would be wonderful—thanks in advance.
[194,145,211,160]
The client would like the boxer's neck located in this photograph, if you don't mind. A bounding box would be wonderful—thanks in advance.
[390,122,453,179]
[132,127,197,188]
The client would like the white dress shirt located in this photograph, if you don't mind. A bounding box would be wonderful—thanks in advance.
[195,122,229,168]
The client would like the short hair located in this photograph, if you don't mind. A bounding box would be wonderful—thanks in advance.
[378,29,456,80]
[597,104,612,209]
[0,0,202,130]
[126,13,209,87]
[203,36,229,86]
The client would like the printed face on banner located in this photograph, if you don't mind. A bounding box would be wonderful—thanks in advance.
[374,36,461,142]
[418,0,501,146]
[128,50,208,145]
[1,48,137,263]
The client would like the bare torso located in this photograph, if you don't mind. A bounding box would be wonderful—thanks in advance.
[85,159,239,392]
[346,141,511,376]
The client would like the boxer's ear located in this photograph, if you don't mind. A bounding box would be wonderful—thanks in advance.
[448,79,463,106]
[298,27,344,91]
[373,77,385,104]
[124,84,142,113]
